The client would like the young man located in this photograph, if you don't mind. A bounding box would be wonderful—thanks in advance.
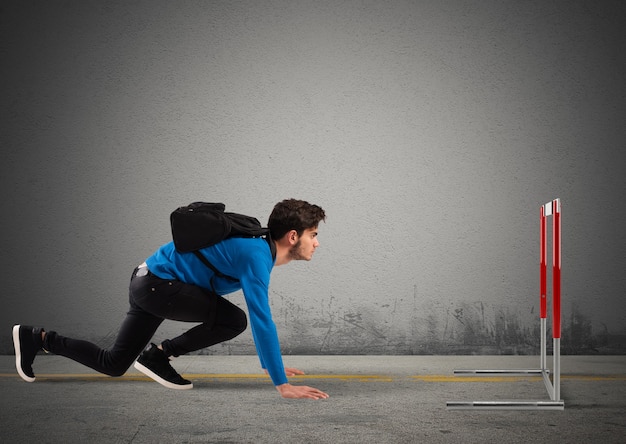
[13,199,329,400]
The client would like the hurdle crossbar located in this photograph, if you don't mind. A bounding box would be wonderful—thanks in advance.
[447,198,564,410]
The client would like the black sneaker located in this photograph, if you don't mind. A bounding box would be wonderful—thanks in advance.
[12,325,44,382]
[134,343,192,390]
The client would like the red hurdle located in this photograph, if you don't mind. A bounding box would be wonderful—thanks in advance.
[447,198,564,410]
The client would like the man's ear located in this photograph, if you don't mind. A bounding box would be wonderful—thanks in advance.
[288,230,299,245]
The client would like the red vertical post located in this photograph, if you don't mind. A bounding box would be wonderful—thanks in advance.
[552,200,561,339]
[540,205,547,320]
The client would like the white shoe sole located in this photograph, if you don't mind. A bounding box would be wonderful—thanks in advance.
[13,325,35,383]
[134,361,193,390]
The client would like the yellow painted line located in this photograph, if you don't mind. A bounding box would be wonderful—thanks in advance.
[288,374,394,382]
[1,373,624,382]
[181,373,393,382]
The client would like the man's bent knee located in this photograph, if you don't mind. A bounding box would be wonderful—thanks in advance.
[234,310,248,334]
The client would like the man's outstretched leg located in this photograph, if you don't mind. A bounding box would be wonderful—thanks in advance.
[12,267,165,384]
[12,301,165,384]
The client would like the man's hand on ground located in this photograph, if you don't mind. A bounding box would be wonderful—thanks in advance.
[276,383,329,400]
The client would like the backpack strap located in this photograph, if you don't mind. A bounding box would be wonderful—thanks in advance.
[265,235,277,261]
[193,251,238,293]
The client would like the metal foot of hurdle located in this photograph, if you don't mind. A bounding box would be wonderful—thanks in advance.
[447,198,564,410]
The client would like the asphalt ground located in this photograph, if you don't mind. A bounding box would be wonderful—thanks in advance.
[1,355,625,443]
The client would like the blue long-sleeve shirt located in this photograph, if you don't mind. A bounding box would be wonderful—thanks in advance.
[144,237,287,386]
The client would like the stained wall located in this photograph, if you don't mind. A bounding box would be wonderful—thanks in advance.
[2,1,625,355]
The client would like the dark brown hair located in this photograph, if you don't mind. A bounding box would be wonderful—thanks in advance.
[267,199,326,240]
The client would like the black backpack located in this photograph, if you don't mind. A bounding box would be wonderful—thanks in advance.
[170,202,275,285]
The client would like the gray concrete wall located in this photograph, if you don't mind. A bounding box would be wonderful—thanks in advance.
[2,0,625,355]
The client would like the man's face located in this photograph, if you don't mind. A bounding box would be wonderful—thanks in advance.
[288,227,320,261]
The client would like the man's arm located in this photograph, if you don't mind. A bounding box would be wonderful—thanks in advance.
[239,263,328,399]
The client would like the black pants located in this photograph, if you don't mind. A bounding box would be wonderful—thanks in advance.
[42,267,247,377]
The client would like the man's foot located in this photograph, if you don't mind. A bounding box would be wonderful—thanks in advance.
[12,325,44,382]
[134,343,193,390]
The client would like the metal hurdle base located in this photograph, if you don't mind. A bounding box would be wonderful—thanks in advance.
[446,367,565,410]
[446,377,565,410]
[446,325,564,410]
[447,400,564,411]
